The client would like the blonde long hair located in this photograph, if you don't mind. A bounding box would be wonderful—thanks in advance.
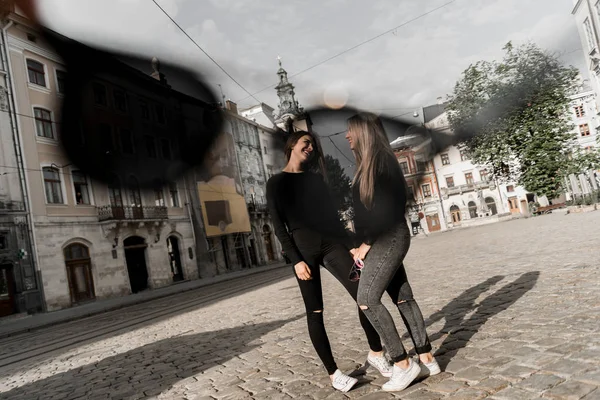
[348,112,401,209]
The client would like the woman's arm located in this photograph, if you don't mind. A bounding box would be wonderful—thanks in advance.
[266,177,303,265]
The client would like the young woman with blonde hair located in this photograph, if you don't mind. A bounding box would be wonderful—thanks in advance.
[345,113,440,392]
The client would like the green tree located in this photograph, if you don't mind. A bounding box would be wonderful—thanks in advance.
[446,41,600,200]
[324,154,352,215]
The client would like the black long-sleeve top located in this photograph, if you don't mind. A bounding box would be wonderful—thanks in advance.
[266,171,349,266]
[352,163,408,247]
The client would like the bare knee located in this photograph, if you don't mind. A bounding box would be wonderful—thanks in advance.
[313,310,323,313]
[359,305,369,310]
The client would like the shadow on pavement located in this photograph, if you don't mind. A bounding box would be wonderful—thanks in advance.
[0,315,303,400]
[428,271,540,369]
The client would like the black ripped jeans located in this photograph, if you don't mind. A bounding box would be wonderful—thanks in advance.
[291,228,408,375]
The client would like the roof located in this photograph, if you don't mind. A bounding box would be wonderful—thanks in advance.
[422,102,448,123]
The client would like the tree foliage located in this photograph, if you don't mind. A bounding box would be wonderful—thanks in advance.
[446,41,600,199]
[324,154,352,214]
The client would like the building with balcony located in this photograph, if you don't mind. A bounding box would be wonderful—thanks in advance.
[572,0,600,112]
[1,9,203,311]
[426,108,532,229]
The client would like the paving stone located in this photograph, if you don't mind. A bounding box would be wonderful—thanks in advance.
[496,365,538,383]
[492,386,543,399]
[453,366,494,383]
[515,373,565,392]
[401,389,443,400]
[542,360,596,377]
[425,379,468,394]
[472,377,511,393]
[443,359,472,374]
[576,370,600,386]
[543,381,598,400]
[446,388,489,400]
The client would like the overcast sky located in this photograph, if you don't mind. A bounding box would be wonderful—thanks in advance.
[35,0,588,172]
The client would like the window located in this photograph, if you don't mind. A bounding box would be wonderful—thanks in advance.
[407,185,415,201]
[154,181,165,207]
[399,161,409,174]
[460,150,469,161]
[113,90,127,112]
[574,105,585,118]
[507,185,515,192]
[155,104,166,124]
[161,138,171,160]
[416,160,427,172]
[43,167,63,204]
[584,18,596,52]
[263,146,268,154]
[145,136,157,158]
[580,123,591,136]
[140,101,150,119]
[445,176,455,188]
[441,153,450,165]
[0,234,7,250]
[465,172,474,185]
[266,165,274,179]
[93,83,107,106]
[119,129,134,154]
[56,70,67,94]
[27,59,45,86]
[34,108,54,139]
[72,170,91,205]
[108,175,123,207]
[480,169,489,182]
[421,184,432,198]
[169,182,180,207]
[98,124,114,153]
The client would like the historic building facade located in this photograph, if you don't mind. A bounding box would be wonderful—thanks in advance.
[2,10,200,311]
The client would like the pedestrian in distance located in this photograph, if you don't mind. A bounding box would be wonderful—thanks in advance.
[345,112,440,392]
[266,129,394,393]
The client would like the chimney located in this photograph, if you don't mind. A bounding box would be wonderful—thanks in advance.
[226,99,238,114]
[150,57,168,86]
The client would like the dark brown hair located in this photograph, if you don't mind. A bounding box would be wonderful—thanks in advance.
[283,130,327,180]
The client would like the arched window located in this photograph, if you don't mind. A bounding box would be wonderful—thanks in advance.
[468,201,478,218]
[64,243,95,304]
[485,197,498,215]
[450,205,461,223]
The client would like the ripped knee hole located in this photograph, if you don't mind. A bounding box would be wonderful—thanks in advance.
[359,305,369,310]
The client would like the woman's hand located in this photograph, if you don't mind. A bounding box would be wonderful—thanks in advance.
[353,243,371,262]
[294,261,312,280]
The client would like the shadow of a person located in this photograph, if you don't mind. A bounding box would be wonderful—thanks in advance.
[0,315,304,400]
[433,271,540,369]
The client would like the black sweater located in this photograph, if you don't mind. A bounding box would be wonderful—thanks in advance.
[352,164,408,246]
[266,171,349,266]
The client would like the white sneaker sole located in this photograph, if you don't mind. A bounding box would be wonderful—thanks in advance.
[334,377,358,393]
[382,364,420,392]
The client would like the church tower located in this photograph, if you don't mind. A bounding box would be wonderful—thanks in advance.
[273,56,310,132]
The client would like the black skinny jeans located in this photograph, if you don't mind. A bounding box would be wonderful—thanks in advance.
[291,228,408,375]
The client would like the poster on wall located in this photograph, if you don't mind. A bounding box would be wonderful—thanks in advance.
[197,131,251,237]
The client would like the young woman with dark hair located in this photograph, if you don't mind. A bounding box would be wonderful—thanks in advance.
[266,129,393,392]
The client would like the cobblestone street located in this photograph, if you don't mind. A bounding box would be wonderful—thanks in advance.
[0,211,599,399]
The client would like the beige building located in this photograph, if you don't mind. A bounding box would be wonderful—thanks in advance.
[3,9,198,311]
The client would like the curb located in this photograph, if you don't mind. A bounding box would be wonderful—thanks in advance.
[0,262,290,338]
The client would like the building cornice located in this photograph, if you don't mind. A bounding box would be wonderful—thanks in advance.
[572,0,584,15]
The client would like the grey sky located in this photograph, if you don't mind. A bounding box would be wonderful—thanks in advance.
[35,0,587,172]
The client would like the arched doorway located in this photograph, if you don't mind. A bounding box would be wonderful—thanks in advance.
[64,243,95,304]
[167,236,184,282]
[468,201,478,218]
[124,236,148,293]
[262,224,275,261]
[0,264,16,317]
[450,205,461,224]
[485,197,497,215]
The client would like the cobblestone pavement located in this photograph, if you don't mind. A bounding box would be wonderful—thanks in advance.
[0,211,599,399]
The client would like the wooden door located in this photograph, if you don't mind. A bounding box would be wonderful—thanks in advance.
[508,197,519,213]
[0,265,16,317]
[66,261,96,303]
[426,214,441,232]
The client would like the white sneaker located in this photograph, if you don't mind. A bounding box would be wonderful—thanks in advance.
[331,369,358,392]
[367,353,393,378]
[416,357,441,379]
[382,358,420,392]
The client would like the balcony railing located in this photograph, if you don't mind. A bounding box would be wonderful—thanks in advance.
[97,205,168,222]
[442,181,493,196]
